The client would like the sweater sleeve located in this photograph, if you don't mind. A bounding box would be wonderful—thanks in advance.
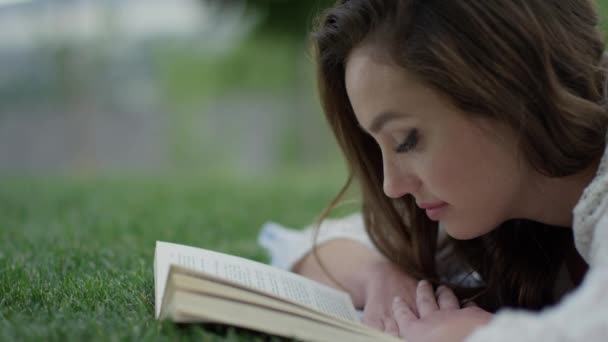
[465,268,608,342]
[257,213,375,271]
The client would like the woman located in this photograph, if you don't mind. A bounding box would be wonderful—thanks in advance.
[291,0,608,340]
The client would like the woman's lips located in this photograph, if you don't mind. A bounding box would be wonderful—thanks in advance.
[418,202,448,221]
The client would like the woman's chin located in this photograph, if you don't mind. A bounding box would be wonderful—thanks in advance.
[443,223,486,240]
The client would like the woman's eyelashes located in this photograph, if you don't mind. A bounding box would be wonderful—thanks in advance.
[396,129,419,153]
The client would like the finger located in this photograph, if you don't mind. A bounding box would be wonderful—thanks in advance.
[436,285,460,310]
[416,280,439,317]
[392,297,417,338]
[393,297,418,320]
[382,316,400,337]
[463,300,479,308]
[362,313,384,331]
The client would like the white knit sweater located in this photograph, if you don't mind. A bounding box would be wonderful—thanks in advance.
[258,149,608,340]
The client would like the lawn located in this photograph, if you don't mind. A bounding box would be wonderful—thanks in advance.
[0,172,350,341]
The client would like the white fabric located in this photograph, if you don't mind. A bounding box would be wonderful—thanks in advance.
[258,213,371,271]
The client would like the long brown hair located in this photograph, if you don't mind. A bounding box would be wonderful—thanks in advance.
[311,0,608,311]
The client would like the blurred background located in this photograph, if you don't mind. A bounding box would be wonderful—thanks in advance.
[0,0,343,179]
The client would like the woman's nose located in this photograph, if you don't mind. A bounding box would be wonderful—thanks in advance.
[383,159,421,199]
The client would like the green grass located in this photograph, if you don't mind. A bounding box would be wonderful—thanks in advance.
[0,172,353,341]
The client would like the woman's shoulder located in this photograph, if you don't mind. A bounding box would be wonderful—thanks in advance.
[584,198,608,268]
[573,146,608,266]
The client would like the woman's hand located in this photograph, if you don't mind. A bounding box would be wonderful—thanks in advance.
[389,280,493,342]
[361,261,419,332]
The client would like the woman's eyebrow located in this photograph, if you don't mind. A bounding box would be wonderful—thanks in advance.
[367,111,410,134]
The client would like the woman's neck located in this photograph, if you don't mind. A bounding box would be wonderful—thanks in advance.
[516,157,601,227]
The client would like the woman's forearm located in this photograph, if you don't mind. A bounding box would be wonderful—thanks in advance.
[292,239,392,308]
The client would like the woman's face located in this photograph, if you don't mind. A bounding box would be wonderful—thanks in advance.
[345,45,528,239]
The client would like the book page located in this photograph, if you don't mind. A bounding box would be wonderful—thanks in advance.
[168,272,400,340]
[170,291,400,342]
[155,241,358,322]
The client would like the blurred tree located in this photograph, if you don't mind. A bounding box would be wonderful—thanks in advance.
[205,0,334,38]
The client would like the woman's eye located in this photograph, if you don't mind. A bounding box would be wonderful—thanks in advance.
[396,129,419,153]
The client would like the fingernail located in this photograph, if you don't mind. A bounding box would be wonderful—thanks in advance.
[418,280,428,287]
[393,296,403,304]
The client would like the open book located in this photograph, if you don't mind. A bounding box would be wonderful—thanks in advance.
[154,241,401,341]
